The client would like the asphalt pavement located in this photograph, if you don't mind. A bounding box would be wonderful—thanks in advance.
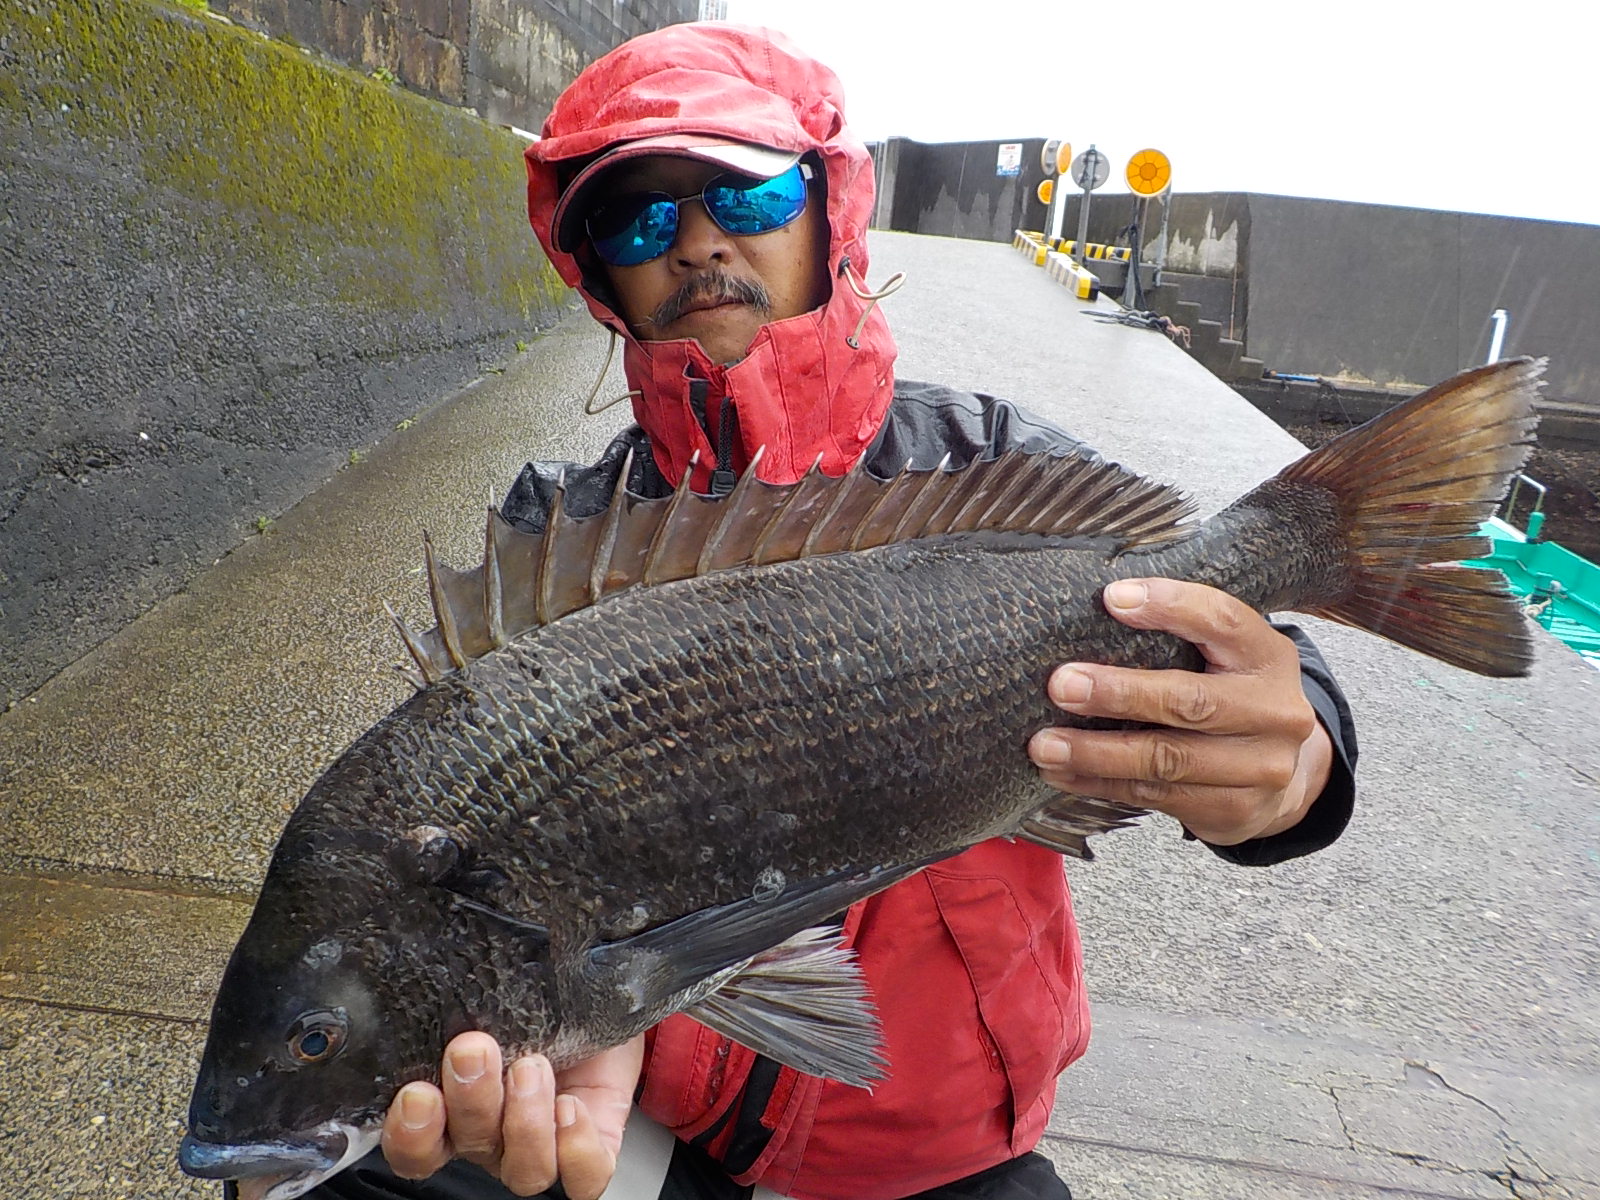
[1,232,1595,1199]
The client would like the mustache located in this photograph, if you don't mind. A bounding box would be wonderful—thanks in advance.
[640,271,772,328]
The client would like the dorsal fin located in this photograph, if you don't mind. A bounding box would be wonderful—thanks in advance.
[392,450,1196,687]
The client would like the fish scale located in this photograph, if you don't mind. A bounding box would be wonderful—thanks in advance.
[181,359,1542,1200]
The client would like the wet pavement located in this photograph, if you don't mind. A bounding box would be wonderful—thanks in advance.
[1,232,1595,1199]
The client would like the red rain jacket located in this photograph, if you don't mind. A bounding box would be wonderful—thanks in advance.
[524,22,897,493]
[524,25,1090,1199]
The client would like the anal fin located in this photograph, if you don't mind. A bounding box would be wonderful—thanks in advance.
[1018,796,1148,859]
[687,926,885,1088]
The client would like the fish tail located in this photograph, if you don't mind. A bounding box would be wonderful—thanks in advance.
[1259,358,1542,677]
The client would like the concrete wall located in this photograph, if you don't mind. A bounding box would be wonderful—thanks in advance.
[0,0,574,708]
[1142,193,1598,406]
[878,137,1052,244]
[213,0,700,131]
[1242,194,1598,403]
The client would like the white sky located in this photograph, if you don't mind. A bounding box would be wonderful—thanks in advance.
[722,0,1596,227]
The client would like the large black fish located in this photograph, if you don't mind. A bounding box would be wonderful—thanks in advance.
[181,360,1540,1199]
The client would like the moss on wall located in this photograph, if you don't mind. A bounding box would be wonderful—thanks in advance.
[0,0,576,707]
[1,0,568,316]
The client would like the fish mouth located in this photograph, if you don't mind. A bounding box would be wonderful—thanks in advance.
[180,1122,380,1200]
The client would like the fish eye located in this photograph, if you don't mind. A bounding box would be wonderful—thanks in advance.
[286,1009,348,1065]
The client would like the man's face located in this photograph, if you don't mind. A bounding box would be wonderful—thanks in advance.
[588,155,831,366]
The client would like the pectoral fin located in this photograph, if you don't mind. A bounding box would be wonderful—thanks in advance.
[687,926,886,1087]
[587,856,947,1082]
[588,857,938,993]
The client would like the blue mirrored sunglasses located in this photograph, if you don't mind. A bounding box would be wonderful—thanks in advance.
[585,163,813,267]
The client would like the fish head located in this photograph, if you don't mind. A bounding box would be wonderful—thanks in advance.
[179,931,392,1197]
[181,818,490,1197]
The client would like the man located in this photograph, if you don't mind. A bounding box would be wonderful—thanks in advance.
[321,22,1355,1200]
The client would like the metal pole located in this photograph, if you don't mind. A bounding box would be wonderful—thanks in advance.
[1486,308,1509,363]
[1120,196,1146,309]
[1048,175,1067,244]
[1154,189,1171,279]
[1073,146,1098,265]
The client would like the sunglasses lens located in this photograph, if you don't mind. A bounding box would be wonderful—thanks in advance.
[704,165,808,236]
[588,194,678,267]
[584,164,810,266]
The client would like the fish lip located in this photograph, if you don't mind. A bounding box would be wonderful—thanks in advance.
[178,1129,344,1179]
[180,1122,381,1200]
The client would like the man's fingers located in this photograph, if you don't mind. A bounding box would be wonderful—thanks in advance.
[380,1083,452,1180]
[497,1056,559,1197]
[1031,766,1288,845]
[440,1033,506,1167]
[1100,578,1283,672]
[554,1095,619,1200]
[1047,660,1309,738]
[1031,727,1298,795]
[555,1036,644,1160]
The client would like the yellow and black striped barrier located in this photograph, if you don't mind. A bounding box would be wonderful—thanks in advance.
[1014,230,1101,299]
[1045,251,1099,301]
[1053,240,1132,262]
[1012,229,1050,266]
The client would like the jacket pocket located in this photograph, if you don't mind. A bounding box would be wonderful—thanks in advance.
[924,857,1088,1149]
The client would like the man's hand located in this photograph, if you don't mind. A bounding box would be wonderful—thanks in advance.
[1028,578,1333,846]
[380,1032,645,1199]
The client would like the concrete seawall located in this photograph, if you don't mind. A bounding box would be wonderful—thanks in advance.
[208,0,697,131]
[0,0,576,708]
[1058,190,1600,408]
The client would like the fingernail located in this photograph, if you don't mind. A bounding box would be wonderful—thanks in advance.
[555,1095,578,1128]
[1032,732,1070,766]
[1105,580,1147,611]
[398,1086,437,1131]
[508,1057,545,1097]
[448,1044,487,1085]
[1050,668,1092,707]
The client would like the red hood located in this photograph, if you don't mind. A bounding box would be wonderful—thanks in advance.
[524,23,898,489]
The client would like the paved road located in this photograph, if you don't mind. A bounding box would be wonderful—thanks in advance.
[1,232,1595,1199]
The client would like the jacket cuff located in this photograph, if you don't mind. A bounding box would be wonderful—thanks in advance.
[1185,617,1360,866]
[1196,672,1357,866]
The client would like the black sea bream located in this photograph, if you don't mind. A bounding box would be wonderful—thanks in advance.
[180,360,1541,1199]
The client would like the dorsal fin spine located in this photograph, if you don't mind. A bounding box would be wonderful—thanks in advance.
[387,601,442,685]
[642,450,701,586]
[977,456,1050,530]
[944,459,1007,534]
[923,456,992,536]
[890,452,954,542]
[1018,456,1088,530]
[800,456,863,557]
[849,458,911,550]
[482,506,507,649]
[751,453,824,565]
[698,445,767,575]
[423,534,468,670]
[534,471,568,627]
[1030,460,1108,532]
[995,453,1068,528]
[589,448,634,602]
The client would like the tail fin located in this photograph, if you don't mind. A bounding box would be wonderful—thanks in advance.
[1275,358,1542,677]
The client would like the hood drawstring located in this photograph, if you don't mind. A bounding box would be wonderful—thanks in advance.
[582,328,643,415]
[838,257,906,349]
